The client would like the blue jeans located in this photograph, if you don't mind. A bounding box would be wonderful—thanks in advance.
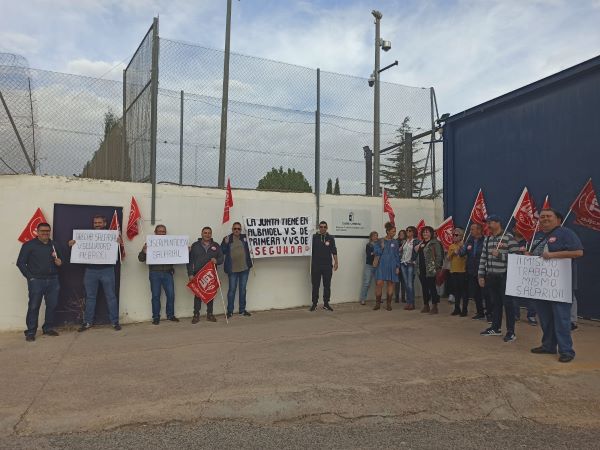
[400,263,416,305]
[25,277,60,336]
[227,269,250,314]
[359,264,376,302]
[535,299,575,357]
[149,271,175,320]
[84,267,119,325]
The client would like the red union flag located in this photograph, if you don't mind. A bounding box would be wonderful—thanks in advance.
[127,196,141,240]
[222,178,234,224]
[436,216,454,250]
[416,218,426,238]
[18,208,47,243]
[570,179,600,232]
[187,262,220,303]
[513,187,538,241]
[383,188,395,226]
[470,189,490,235]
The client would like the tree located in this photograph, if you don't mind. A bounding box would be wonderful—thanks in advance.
[333,177,341,195]
[380,116,441,199]
[103,109,119,138]
[326,178,333,194]
[257,167,312,193]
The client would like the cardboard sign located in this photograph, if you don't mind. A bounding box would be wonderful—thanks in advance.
[146,235,189,265]
[506,254,572,303]
[244,216,312,258]
[70,230,119,265]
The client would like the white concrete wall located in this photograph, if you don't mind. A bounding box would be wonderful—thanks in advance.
[1,175,443,331]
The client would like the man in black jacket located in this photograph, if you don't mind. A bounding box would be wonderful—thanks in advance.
[188,226,224,323]
[16,222,62,342]
[310,221,338,311]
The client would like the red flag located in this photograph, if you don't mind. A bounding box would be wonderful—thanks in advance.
[222,178,234,224]
[513,187,538,242]
[18,208,47,243]
[570,179,600,231]
[109,210,126,259]
[126,196,142,240]
[187,262,220,303]
[383,188,395,226]
[470,189,490,235]
[436,216,455,250]
[416,219,426,238]
[542,195,550,209]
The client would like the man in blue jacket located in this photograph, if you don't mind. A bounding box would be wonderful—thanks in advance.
[459,223,486,320]
[17,222,63,342]
[221,222,253,319]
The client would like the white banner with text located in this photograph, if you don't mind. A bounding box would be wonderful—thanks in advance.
[146,235,189,265]
[506,254,572,303]
[70,230,119,265]
[244,216,313,258]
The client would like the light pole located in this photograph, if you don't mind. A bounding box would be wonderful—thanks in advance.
[370,10,392,197]
[218,0,233,189]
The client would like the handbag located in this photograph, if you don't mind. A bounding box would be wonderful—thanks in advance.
[431,241,448,286]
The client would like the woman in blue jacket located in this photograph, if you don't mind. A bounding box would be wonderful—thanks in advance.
[373,222,400,311]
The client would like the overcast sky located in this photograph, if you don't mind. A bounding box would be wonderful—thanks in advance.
[1,0,600,115]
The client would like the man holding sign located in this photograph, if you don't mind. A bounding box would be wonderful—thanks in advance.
[188,227,224,323]
[529,209,583,363]
[69,215,121,332]
[138,224,182,325]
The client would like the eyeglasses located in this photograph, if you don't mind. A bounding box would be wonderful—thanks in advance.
[233,227,241,231]
[453,233,462,236]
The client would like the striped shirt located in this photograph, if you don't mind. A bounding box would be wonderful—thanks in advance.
[477,232,519,277]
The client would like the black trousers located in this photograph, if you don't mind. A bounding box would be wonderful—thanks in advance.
[194,297,214,315]
[449,272,468,312]
[419,274,439,305]
[486,274,515,333]
[311,265,332,305]
[467,275,484,315]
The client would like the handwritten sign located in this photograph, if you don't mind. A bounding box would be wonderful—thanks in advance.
[506,254,572,303]
[146,235,189,265]
[70,230,119,265]
[244,216,312,258]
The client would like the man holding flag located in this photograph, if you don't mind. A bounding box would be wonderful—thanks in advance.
[188,226,224,323]
[17,222,62,342]
[69,215,122,332]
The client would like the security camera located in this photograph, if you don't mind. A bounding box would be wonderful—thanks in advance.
[381,40,392,52]
[368,73,375,87]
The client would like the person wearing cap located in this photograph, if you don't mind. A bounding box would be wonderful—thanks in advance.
[478,214,519,342]
[528,208,583,363]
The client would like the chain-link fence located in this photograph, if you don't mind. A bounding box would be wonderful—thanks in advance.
[0,22,442,198]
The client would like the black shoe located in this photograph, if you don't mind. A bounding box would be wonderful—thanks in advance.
[323,304,334,311]
[43,329,59,336]
[559,354,574,363]
[240,311,252,317]
[451,310,461,316]
[531,346,557,355]
[472,313,485,320]
[309,304,317,312]
[167,317,180,322]
[152,319,160,325]
[460,311,468,317]
[78,323,92,332]
[25,335,35,342]
[113,324,122,331]
[226,312,233,319]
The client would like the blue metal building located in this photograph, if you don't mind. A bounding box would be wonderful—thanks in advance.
[443,55,600,320]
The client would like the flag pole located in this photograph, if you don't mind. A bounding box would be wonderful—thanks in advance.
[214,263,229,324]
[114,209,122,263]
[563,178,591,226]
[496,188,527,250]
[528,194,548,252]
[462,188,481,243]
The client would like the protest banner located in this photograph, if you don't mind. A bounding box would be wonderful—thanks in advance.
[146,235,189,265]
[506,254,572,303]
[244,216,313,258]
[70,230,119,264]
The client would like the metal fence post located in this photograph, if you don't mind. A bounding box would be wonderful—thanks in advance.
[179,90,184,185]
[218,0,233,189]
[315,68,320,224]
[122,69,127,181]
[404,132,413,198]
[149,17,160,225]
[0,91,35,174]
[430,87,436,196]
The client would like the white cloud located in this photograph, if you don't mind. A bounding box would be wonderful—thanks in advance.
[65,59,126,81]
[0,32,40,56]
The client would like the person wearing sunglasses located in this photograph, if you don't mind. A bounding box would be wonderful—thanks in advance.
[447,227,468,316]
[221,222,253,318]
[310,221,338,311]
